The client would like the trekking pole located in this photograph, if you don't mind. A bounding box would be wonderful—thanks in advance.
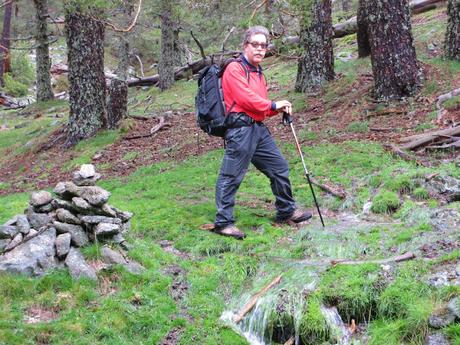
[283,112,325,227]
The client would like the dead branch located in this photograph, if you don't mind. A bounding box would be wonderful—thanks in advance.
[426,139,460,150]
[134,54,145,77]
[383,144,426,166]
[249,0,268,21]
[221,26,235,52]
[331,251,415,266]
[399,126,460,150]
[123,116,171,140]
[233,275,282,324]
[284,337,295,345]
[436,87,460,123]
[104,0,142,33]
[370,127,394,132]
[191,30,206,60]
[128,115,150,121]
[310,177,346,199]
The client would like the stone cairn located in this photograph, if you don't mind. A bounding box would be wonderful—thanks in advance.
[0,164,143,280]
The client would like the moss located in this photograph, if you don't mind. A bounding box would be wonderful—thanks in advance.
[299,296,329,344]
[318,263,381,323]
[371,190,401,214]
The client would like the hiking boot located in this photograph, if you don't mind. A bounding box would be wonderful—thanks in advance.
[277,209,312,224]
[213,225,246,239]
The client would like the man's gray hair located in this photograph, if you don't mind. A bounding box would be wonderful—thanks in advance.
[242,26,270,46]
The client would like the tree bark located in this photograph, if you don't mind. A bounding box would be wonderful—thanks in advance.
[357,0,370,58]
[158,0,175,91]
[107,1,132,129]
[445,0,460,60]
[365,0,421,100]
[0,0,13,86]
[295,0,334,92]
[33,0,54,102]
[65,11,107,147]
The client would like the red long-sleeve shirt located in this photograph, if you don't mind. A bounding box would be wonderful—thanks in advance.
[222,59,278,122]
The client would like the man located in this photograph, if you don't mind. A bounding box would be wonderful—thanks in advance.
[214,26,312,239]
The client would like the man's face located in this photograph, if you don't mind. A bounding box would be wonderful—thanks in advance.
[243,33,268,67]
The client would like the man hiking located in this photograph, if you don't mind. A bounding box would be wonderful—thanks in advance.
[213,25,312,239]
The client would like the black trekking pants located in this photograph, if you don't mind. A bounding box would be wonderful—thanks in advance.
[215,122,296,228]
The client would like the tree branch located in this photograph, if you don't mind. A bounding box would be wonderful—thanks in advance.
[104,0,142,33]
[190,30,206,60]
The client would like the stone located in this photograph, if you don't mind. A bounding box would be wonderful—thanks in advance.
[4,233,23,251]
[24,229,38,240]
[72,197,92,211]
[56,208,81,225]
[0,225,18,239]
[76,186,110,206]
[455,264,460,276]
[123,261,145,275]
[101,204,117,217]
[0,227,57,276]
[3,216,18,226]
[26,209,52,230]
[53,221,89,247]
[111,233,125,244]
[426,333,450,345]
[30,191,53,207]
[447,297,460,319]
[77,164,96,178]
[95,223,120,237]
[112,207,133,222]
[120,220,131,233]
[101,246,127,265]
[0,239,11,252]
[428,309,456,329]
[79,215,121,225]
[55,233,72,258]
[65,247,97,281]
[16,215,30,234]
[73,173,101,186]
[33,202,54,213]
[53,181,79,200]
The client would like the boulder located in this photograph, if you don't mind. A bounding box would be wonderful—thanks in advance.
[76,164,96,178]
[30,191,53,207]
[54,181,79,200]
[120,220,131,234]
[73,173,101,186]
[0,227,57,276]
[123,261,145,275]
[55,233,72,258]
[101,246,127,265]
[3,216,18,226]
[56,208,81,225]
[101,204,117,217]
[53,221,89,247]
[76,186,110,206]
[65,247,97,281]
[16,215,30,234]
[0,225,18,239]
[72,197,93,212]
[24,229,38,240]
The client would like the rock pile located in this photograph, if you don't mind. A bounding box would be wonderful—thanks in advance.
[0,164,139,280]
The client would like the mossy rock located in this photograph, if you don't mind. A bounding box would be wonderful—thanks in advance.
[371,190,401,214]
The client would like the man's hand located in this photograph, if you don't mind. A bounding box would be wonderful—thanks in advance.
[275,100,292,115]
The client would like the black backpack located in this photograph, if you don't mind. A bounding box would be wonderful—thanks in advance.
[195,58,249,137]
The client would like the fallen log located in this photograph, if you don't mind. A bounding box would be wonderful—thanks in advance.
[399,126,460,150]
[282,0,445,45]
[310,177,346,199]
[436,87,460,124]
[331,251,416,266]
[233,275,282,324]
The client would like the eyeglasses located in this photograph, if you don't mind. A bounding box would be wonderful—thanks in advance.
[247,41,268,50]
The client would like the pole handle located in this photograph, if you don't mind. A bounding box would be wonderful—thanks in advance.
[282,112,292,125]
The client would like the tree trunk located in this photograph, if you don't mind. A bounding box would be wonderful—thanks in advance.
[33,0,54,102]
[107,1,132,129]
[65,11,107,147]
[158,0,175,91]
[366,0,421,100]
[0,0,13,86]
[357,0,370,58]
[295,0,334,92]
[342,0,350,12]
[445,0,460,60]
[173,26,181,66]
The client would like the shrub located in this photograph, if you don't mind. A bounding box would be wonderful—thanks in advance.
[3,73,29,97]
[371,190,401,214]
[10,51,35,86]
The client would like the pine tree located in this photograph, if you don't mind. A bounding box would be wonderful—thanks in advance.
[445,0,460,60]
